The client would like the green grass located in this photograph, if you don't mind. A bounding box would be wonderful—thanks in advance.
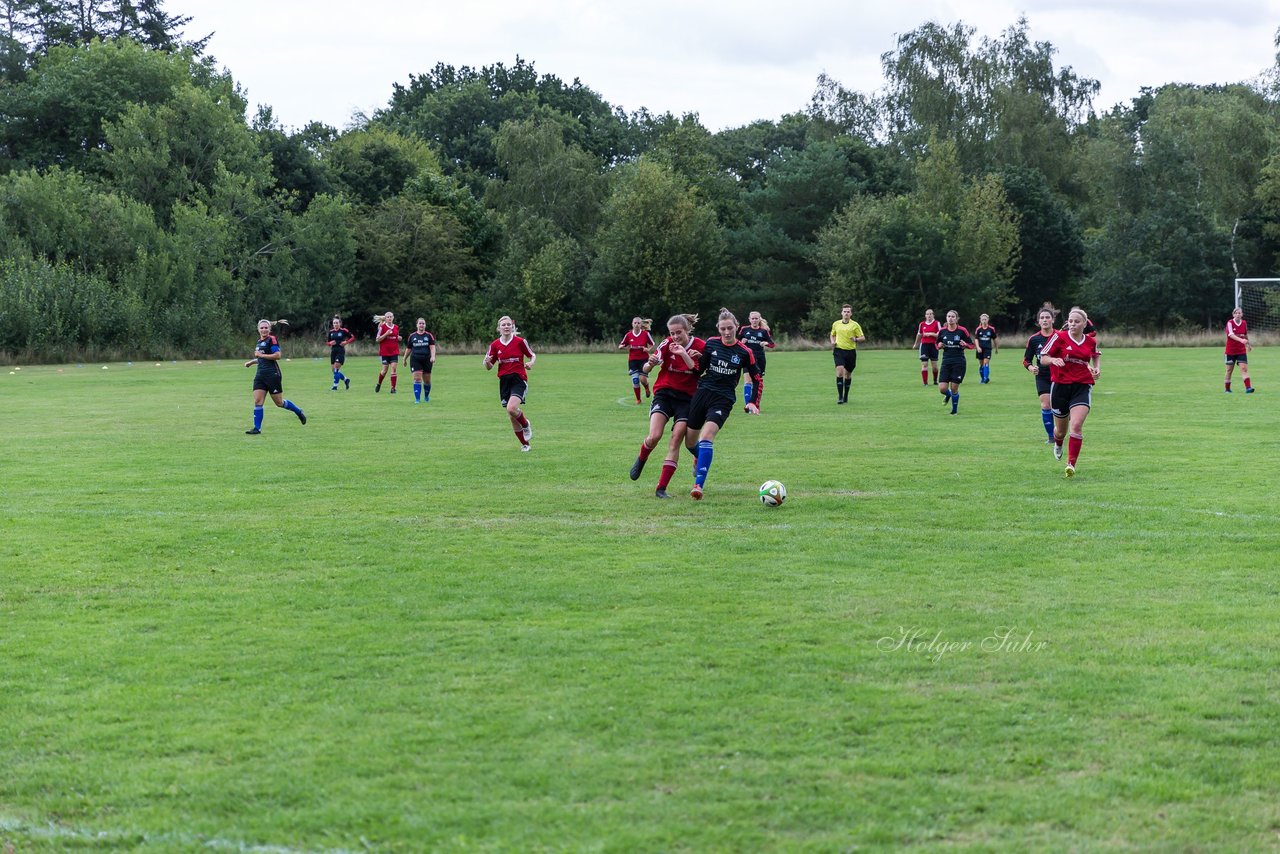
[3,348,1279,851]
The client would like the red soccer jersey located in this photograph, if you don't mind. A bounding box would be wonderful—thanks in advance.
[651,336,704,396]
[918,320,940,343]
[620,330,655,361]
[377,323,400,357]
[1226,318,1248,355]
[1041,331,1099,385]
[487,335,534,379]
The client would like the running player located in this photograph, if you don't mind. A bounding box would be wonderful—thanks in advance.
[404,318,437,404]
[1224,306,1254,392]
[243,319,306,434]
[913,308,941,386]
[1040,306,1101,477]
[374,312,400,393]
[738,311,775,412]
[830,304,865,405]
[326,315,353,390]
[1022,307,1057,442]
[937,310,976,415]
[629,314,705,498]
[483,315,536,451]
[684,308,762,500]
[974,313,998,383]
[618,317,655,404]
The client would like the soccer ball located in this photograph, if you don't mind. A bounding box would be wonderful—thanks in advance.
[759,480,786,507]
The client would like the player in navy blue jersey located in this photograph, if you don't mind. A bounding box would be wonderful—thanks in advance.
[403,318,437,404]
[1022,307,1057,442]
[326,315,353,390]
[974,314,997,383]
[936,310,976,415]
[243,319,306,434]
[738,311,775,412]
[683,308,762,500]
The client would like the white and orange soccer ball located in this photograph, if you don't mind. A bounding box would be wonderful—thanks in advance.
[758,480,786,507]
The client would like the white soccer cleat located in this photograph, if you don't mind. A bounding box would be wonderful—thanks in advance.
[1053,443,1063,460]
[520,443,531,452]
[523,424,532,442]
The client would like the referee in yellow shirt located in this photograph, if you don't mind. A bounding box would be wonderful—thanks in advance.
[830,304,866,404]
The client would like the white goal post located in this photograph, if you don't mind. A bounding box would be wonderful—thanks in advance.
[1234,278,1280,334]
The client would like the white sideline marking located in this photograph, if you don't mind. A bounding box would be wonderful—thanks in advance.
[0,815,358,853]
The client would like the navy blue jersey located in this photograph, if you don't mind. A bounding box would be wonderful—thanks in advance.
[696,336,761,401]
[255,335,281,376]
[327,327,352,347]
[738,326,774,358]
[1023,331,1052,369]
[407,331,436,357]
[975,326,997,350]
[937,326,973,364]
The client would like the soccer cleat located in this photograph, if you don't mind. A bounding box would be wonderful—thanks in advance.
[297,410,307,425]
[375,383,381,393]
[331,385,338,391]
[1053,443,1063,460]
[1064,464,1075,478]
[389,388,396,394]
[655,489,671,499]
[523,424,532,443]
[1247,387,1256,393]
[245,428,261,434]
[343,377,350,390]
[630,457,646,481]
[689,484,703,500]
[950,408,957,415]
[520,443,531,452]
[1225,388,1232,393]
[837,398,846,404]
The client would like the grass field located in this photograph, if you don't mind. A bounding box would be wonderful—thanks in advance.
[3,346,1279,851]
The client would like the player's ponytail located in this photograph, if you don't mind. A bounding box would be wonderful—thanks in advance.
[373,312,393,325]
[757,315,770,332]
[639,317,652,331]
[717,307,738,326]
[667,313,698,333]
[259,318,288,330]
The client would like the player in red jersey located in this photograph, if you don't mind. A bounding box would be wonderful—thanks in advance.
[373,311,400,393]
[683,308,762,500]
[1224,306,1254,392]
[913,308,941,385]
[326,315,354,390]
[1023,307,1057,442]
[629,314,705,497]
[483,315,536,451]
[618,316,656,403]
[1040,306,1101,477]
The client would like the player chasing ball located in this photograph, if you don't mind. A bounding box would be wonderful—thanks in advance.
[629,314,704,498]
[684,308,761,500]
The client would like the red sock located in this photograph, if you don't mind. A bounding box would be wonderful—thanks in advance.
[633,386,642,402]
[1225,381,1231,391]
[755,377,764,408]
[378,369,387,382]
[639,441,655,462]
[516,412,529,428]
[1068,433,1082,466]
[1245,378,1252,389]
[658,460,677,490]
[390,373,397,390]
[515,428,528,446]
[921,368,928,384]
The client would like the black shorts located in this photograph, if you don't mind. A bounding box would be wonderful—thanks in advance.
[499,374,528,405]
[1035,371,1052,397]
[919,343,938,362]
[628,358,648,375]
[1050,382,1093,417]
[253,372,283,395]
[686,389,735,431]
[833,348,857,372]
[329,346,346,365]
[380,355,399,366]
[977,347,992,361]
[939,360,967,384]
[747,352,766,375]
[1225,353,1248,365]
[649,388,692,423]
[410,355,433,373]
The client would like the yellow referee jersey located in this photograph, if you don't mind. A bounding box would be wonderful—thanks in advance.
[830,319,864,350]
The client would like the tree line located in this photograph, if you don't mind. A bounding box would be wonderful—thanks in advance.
[3,3,1280,359]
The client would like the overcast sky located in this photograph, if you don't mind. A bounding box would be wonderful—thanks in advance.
[177,0,1280,131]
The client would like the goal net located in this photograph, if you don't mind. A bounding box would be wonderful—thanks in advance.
[1234,278,1280,334]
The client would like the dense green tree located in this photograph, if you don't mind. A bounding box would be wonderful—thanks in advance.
[588,158,726,333]
[996,166,1084,325]
[487,115,607,240]
[322,126,439,206]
